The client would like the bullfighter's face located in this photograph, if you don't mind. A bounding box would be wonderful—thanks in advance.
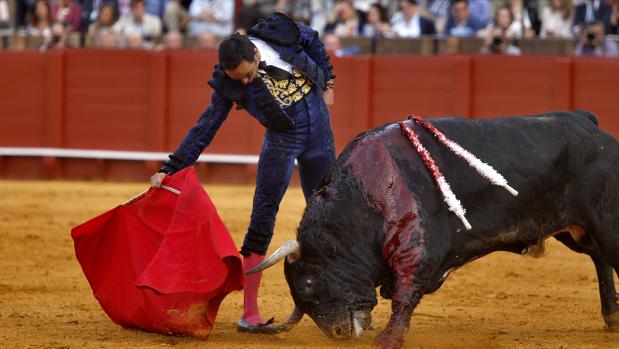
[224,48,260,85]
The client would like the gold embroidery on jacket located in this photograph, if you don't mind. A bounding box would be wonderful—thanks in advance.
[260,68,313,108]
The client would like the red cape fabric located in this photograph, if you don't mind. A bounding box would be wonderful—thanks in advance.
[71,167,244,338]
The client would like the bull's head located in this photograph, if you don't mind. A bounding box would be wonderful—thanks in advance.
[248,178,386,339]
[248,239,376,338]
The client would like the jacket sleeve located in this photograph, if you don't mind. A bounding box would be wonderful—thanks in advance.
[160,91,233,175]
[297,23,336,85]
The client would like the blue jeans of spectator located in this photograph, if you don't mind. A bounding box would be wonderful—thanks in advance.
[240,89,336,256]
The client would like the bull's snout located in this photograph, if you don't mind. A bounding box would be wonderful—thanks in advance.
[327,322,353,339]
[317,310,372,340]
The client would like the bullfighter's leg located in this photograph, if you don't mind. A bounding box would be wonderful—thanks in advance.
[555,232,619,329]
[297,138,335,202]
[297,98,336,202]
[239,130,301,327]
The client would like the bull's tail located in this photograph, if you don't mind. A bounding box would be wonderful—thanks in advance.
[572,110,599,126]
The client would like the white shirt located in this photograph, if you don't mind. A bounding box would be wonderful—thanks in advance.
[248,36,294,74]
[113,13,162,37]
[540,6,573,39]
[188,0,234,37]
[391,12,421,38]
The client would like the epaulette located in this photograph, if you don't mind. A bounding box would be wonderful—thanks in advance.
[248,12,300,47]
[208,64,246,103]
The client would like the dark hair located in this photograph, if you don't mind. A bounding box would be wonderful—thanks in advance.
[28,0,51,27]
[98,3,118,24]
[451,0,468,5]
[218,33,256,70]
[370,3,389,23]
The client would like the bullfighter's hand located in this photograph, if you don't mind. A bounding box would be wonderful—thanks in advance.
[323,87,334,107]
[150,172,167,188]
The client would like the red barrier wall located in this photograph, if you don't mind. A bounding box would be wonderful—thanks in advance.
[1,50,619,182]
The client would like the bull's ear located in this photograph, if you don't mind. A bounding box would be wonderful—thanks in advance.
[286,247,301,263]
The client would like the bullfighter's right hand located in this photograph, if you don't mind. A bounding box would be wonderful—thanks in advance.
[150,172,167,188]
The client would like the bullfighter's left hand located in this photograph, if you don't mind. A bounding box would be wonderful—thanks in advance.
[323,87,334,107]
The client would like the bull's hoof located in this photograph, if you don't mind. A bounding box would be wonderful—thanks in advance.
[375,330,404,349]
[604,311,619,331]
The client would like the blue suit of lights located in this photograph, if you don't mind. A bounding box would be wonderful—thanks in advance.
[160,13,336,256]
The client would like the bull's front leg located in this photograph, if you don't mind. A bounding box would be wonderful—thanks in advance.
[375,247,429,349]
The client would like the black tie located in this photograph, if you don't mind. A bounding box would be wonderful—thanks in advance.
[258,60,293,80]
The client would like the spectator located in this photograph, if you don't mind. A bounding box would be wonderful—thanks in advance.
[87,2,118,37]
[423,0,450,33]
[188,0,234,37]
[41,21,69,50]
[443,0,484,37]
[611,0,619,34]
[145,0,166,19]
[507,0,541,38]
[480,27,521,55]
[574,19,618,56]
[162,29,182,48]
[540,0,573,38]
[164,0,190,33]
[126,31,145,47]
[477,6,518,42]
[323,32,361,56]
[572,0,612,35]
[309,0,333,36]
[93,26,119,47]
[276,0,312,25]
[80,0,118,37]
[391,0,436,38]
[195,30,218,49]
[16,0,36,30]
[113,0,162,40]
[468,0,492,28]
[117,0,131,17]
[236,0,264,34]
[51,0,82,32]
[324,0,362,37]
[0,0,10,31]
[27,0,52,38]
[361,2,391,38]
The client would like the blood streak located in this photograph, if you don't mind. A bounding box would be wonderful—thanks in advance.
[346,129,425,303]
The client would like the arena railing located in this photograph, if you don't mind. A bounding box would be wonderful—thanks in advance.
[0,32,594,56]
[0,147,259,164]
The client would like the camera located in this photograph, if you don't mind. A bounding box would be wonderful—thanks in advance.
[489,35,505,53]
[586,31,597,41]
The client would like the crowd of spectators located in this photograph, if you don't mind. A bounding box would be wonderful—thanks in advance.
[0,0,617,56]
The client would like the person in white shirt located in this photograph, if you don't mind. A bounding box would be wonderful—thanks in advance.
[540,0,573,38]
[188,0,234,37]
[113,0,162,39]
[391,0,436,38]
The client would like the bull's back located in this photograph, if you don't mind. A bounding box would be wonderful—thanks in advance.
[340,110,619,233]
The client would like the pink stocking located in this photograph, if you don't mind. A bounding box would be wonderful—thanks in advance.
[242,252,265,325]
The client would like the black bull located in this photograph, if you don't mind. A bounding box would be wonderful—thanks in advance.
[253,110,619,349]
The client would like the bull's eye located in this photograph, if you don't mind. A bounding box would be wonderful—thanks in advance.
[305,279,313,288]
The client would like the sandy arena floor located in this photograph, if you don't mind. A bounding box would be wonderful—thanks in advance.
[1,179,619,349]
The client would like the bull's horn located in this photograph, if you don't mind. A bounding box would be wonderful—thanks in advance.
[269,307,304,333]
[246,240,300,275]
